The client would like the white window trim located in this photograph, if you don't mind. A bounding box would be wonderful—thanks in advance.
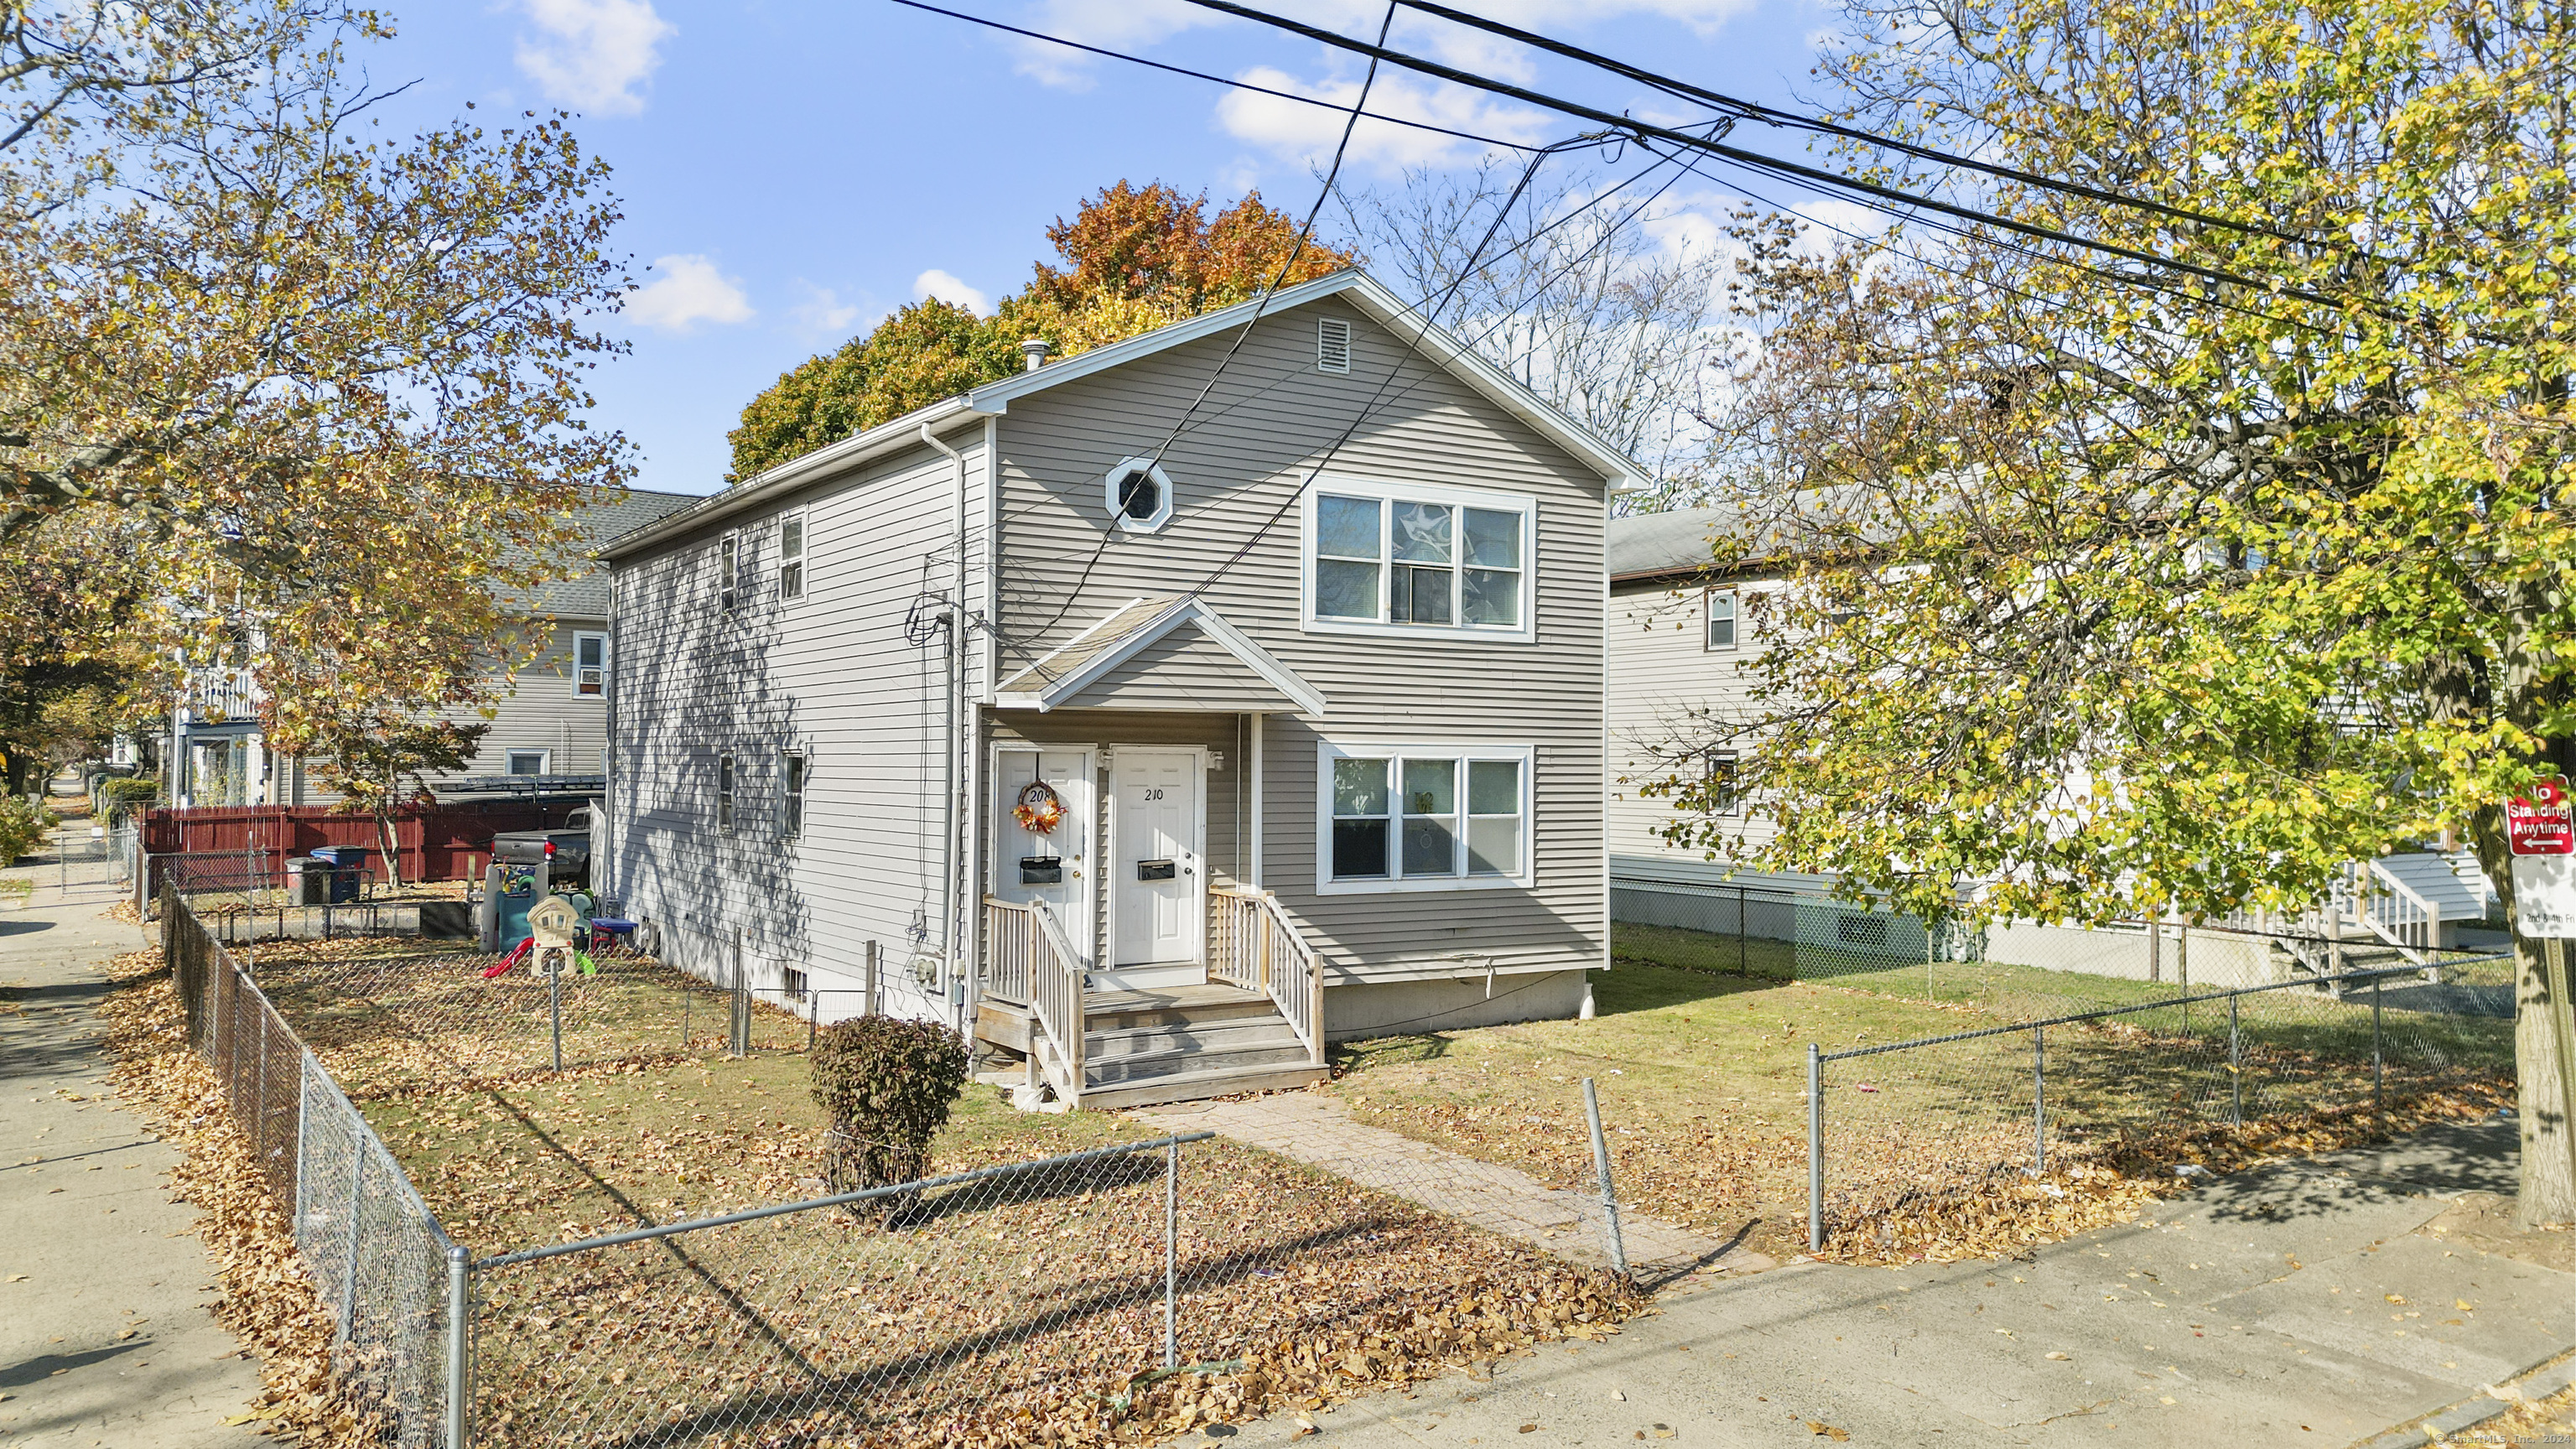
[782,748,807,839]
[1299,475,1538,644]
[776,507,808,603]
[716,750,735,834]
[719,531,740,611]
[505,749,552,776]
[1705,588,1738,652]
[572,631,608,698]
[1313,740,1535,895]
[1104,456,1176,533]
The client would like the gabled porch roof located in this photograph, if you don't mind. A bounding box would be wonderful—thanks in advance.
[995,595,1327,716]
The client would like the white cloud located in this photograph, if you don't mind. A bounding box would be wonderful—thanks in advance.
[789,283,866,338]
[912,269,992,314]
[626,254,754,332]
[515,0,674,117]
[1217,66,1550,172]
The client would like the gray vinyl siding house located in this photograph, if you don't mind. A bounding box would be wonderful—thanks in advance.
[598,270,1641,1107]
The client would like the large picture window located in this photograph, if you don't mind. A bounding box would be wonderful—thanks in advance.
[1320,742,1532,891]
[1306,480,1534,640]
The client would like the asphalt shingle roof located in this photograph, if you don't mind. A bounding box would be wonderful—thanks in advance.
[1607,505,1744,582]
[512,489,703,619]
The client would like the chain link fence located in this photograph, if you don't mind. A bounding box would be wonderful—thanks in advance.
[163,894,1644,1447]
[247,943,810,1094]
[165,889,465,1447]
[1613,875,2512,1021]
[464,1130,1637,1448]
[1803,964,2517,1257]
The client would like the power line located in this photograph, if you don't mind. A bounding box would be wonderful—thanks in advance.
[882,0,1540,154]
[1001,1,1404,657]
[1171,0,2357,313]
[1390,0,2333,252]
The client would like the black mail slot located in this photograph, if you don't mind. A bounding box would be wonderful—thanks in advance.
[1019,856,1064,886]
[1135,859,1178,881]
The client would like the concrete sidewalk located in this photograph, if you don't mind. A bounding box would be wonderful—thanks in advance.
[1218,1119,2573,1447]
[0,823,264,1447]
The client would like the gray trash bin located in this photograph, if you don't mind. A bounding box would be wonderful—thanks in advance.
[286,857,329,906]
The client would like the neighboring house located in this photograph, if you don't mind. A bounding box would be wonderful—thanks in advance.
[597,268,1641,1109]
[1602,507,2499,987]
[164,489,699,808]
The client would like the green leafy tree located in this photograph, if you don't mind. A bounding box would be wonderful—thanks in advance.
[0,3,634,759]
[1668,0,2576,1220]
[310,717,487,889]
[727,182,1352,481]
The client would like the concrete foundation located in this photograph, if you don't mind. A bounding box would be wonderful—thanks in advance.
[1322,969,1590,1041]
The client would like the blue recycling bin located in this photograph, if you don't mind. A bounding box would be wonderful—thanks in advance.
[309,845,369,903]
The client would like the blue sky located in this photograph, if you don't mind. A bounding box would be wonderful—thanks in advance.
[372,1,1849,495]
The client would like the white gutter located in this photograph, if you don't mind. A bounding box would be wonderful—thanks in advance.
[919,423,970,1035]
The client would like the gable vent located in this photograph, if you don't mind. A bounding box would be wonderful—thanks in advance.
[1317,318,1353,373]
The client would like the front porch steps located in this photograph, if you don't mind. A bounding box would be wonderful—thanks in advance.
[1082,983,1327,1107]
[977,983,1328,1109]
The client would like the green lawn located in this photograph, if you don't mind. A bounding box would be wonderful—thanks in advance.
[1327,925,2515,1265]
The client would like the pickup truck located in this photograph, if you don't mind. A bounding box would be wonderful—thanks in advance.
[490,806,595,886]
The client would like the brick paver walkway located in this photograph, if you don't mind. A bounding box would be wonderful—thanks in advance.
[1136,1092,1772,1289]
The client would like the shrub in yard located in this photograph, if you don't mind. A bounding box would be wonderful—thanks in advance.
[809,1016,972,1208]
[0,796,56,866]
[96,777,159,823]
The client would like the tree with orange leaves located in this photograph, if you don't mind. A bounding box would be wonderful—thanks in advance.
[728,183,1352,482]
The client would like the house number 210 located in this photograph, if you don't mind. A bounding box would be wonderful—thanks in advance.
[1143,787,1166,800]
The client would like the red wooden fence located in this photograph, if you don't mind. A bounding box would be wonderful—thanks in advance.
[141,800,591,883]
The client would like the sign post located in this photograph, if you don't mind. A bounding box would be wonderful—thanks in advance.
[2505,776,2576,1198]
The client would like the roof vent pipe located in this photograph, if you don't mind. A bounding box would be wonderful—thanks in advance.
[1021,338,1052,371]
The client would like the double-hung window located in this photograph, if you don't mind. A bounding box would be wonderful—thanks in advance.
[716,752,735,833]
[1319,742,1533,892]
[573,632,607,697]
[719,532,740,611]
[1704,750,1741,814]
[776,509,806,602]
[1706,589,1737,650]
[1306,480,1534,640]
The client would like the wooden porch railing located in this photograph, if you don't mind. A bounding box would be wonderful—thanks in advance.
[979,895,1036,1006]
[984,896,1087,1104]
[1208,886,1324,1066]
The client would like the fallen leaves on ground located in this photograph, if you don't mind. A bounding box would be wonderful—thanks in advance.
[96,948,389,1448]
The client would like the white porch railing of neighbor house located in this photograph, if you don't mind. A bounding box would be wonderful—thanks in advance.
[1208,887,1325,1067]
[1021,898,1088,1103]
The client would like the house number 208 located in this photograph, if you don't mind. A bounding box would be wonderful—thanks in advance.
[1143,787,1166,800]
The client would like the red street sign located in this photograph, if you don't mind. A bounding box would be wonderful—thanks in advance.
[2507,776,2574,856]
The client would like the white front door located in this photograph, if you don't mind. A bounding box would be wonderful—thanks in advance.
[992,749,1093,963]
[1109,749,1204,972]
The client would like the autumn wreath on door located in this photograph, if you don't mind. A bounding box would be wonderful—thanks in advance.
[1013,781,1066,835]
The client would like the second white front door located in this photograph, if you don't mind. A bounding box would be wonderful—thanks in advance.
[1110,749,1203,969]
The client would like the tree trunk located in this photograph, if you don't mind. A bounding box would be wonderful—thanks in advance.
[2470,808,2576,1228]
[374,811,405,891]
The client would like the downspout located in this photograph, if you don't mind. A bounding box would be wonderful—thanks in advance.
[921,422,969,1034]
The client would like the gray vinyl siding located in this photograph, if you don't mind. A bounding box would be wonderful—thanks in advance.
[605,432,991,1018]
[436,621,613,782]
[990,296,1608,982]
[1606,575,1782,890]
[1058,629,1301,712]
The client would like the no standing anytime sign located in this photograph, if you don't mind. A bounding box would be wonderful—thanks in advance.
[2508,776,2576,937]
